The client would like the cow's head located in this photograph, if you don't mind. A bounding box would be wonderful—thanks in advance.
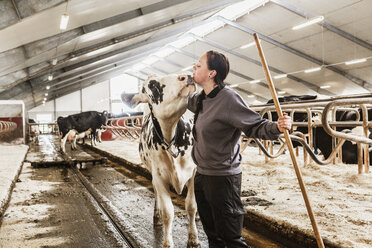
[123,74,196,120]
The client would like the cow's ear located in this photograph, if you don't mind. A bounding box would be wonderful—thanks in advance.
[121,92,148,108]
[131,93,149,107]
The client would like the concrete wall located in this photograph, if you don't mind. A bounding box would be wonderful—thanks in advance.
[28,80,110,122]
[82,80,110,112]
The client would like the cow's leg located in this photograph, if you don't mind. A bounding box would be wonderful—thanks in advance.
[91,131,97,146]
[61,131,72,153]
[153,186,162,226]
[185,170,200,248]
[97,129,102,143]
[72,135,78,150]
[154,180,174,248]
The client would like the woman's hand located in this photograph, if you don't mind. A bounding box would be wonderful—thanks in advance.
[277,112,292,132]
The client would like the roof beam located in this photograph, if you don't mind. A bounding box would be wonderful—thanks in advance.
[50,51,158,93]
[270,0,372,51]
[190,33,333,96]
[30,35,182,93]
[1,0,240,91]
[218,16,372,91]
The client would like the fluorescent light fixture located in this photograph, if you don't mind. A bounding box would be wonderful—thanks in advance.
[292,16,324,30]
[240,42,255,49]
[52,58,58,65]
[304,67,321,73]
[345,58,367,65]
[274,74,287,79]
[44,98,47,101]
[46,85,50,90]
[182,65,193,71]
[48,75,53,81]
[45,93,48,96]
[230,84,239,88]
[250,79,260,84]
[278,91,286,94]
[320,85,331,89]
[247,94,255,98]
[60,14,69,30]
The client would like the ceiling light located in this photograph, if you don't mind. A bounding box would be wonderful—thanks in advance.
[278,91,286,94]
[48,75,53,81]
[274,74,287,79]
[250,79,260,84]
[292,16,324,30]
[230,84,239,88]
[304,67,321,73]
[247,95,255,98]
[320,85,331,89]
[46,85,50,90]
[52,58,58,65]
[45,93,48,96]
[345,58,367,65]
[240,42,255,49]
[44,98,47,101]
[60,14,69,30]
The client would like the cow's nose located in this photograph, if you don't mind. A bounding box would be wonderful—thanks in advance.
[178,75,186,81]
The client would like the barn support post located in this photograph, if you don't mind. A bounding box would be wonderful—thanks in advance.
[254,33,325,248]
[361,104,370,173]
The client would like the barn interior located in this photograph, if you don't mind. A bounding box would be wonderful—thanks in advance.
[0,1,371,248]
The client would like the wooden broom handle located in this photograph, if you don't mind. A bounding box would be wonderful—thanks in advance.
[253,33,325,248]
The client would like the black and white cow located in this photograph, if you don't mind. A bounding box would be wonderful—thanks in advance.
[314,108,372,164]
[57,111,107,152]
[123,74,199,248]
[263,95,317,148]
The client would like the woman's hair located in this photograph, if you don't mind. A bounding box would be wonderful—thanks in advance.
[206,50,230,88]
[192,51,230,131]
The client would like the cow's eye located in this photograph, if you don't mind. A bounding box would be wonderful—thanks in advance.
[178,76,186,81]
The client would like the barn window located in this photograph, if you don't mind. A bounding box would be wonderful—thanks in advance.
[110,74,139,114]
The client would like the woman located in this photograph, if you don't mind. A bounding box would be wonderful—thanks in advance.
[188,50,292,247]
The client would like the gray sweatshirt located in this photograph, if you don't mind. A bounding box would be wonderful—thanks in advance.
[188,86,281,176]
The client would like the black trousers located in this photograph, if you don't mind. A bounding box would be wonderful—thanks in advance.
[194,172,248,248]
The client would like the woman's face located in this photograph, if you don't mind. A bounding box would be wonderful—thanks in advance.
[193,53,210,85]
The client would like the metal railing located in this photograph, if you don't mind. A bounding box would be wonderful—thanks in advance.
[0,121,17,134]
[246,96,372,173]
[103,115,143,140]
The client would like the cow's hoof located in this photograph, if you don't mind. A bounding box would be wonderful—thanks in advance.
[153,216,162,226]
[187,239,201,248]
[162,241,174,248]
